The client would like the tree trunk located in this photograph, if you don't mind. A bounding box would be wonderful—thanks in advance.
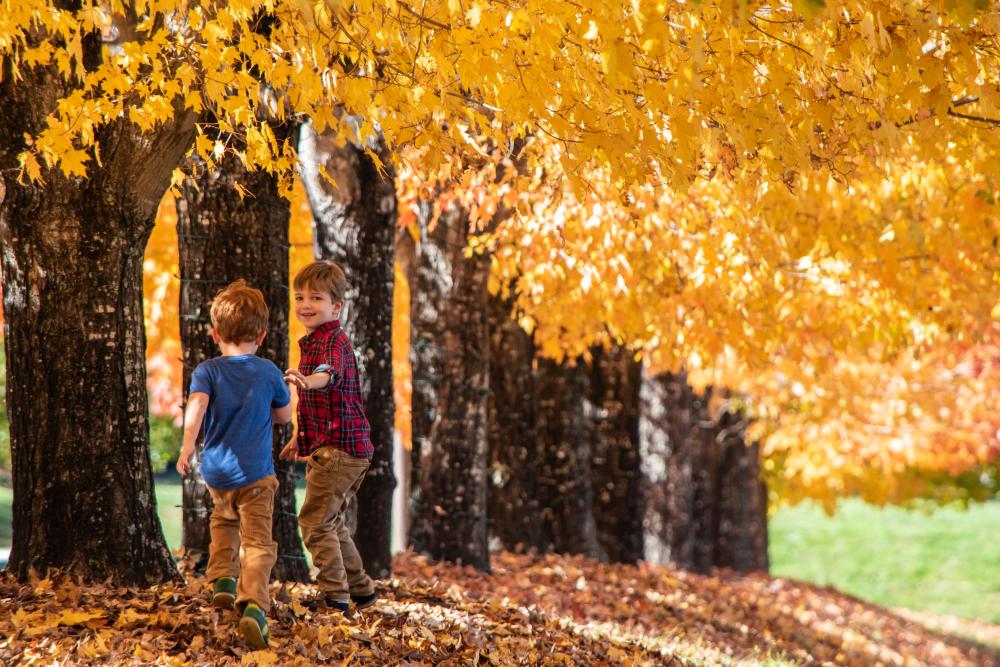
[407,204,491,571]
[0,55,195,584]
[298,123,396,579]
[589,346,644,564]
[176,144,310,582]
[640,372,768,574]
[486,294,544,552]
[535,357,605,560]
[714,410,769,572]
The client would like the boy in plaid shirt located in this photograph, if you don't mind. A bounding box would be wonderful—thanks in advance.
[279,260,376,613]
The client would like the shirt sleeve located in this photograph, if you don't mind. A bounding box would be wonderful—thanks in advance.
[189,363,213,397]
[320,335,346,388]
[272,367,291,408]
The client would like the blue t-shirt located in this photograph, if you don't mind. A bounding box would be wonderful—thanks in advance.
[189,355,291,490]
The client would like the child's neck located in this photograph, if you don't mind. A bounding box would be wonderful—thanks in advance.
[218,340,259,357]
[304,318,337,335]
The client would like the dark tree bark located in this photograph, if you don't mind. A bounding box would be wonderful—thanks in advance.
[0,43,195,584]
[535,357,605,560]
[407,203,491,571]
[298,123,396,579]
[640,372,768,574]
[588,346,644,564]
[714,409,769,572]
[176,142,310,582]
[486,294,544,552]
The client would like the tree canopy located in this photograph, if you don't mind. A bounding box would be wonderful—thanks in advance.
[6,0,1000,189]
[8,0,1000,509]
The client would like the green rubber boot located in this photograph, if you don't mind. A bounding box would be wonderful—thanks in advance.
[239,603,269,649]
[211,577,237,610]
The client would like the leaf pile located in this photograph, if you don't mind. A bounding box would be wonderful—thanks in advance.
[0,551,996,666]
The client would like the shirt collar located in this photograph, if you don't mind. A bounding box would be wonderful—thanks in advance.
[299,319,340,347]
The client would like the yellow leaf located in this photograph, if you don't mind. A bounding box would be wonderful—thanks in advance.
[18,151,43,184]
[233,181,254,199]
[57,609,104,626]
[195,133,213,157]
[115,608,148,627]
[60,149,90,178]
[242,649,281,665]
[11,608,44,628]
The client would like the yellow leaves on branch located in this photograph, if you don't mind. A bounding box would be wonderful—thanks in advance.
[750,322,1000,509]
[5,0,1000,191]
[403,131,1000,505]
[474,139,998,369]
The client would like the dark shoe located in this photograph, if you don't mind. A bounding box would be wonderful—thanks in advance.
[328,599,350,614]
[211,577,237,610]
[300,596,350,614]
[238,603,269,649]
[351,591,377,610]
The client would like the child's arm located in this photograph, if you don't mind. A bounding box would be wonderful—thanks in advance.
[272,403,292,424]
[278,431,299,461]
[176,391,210,476]
[284,363,333,391]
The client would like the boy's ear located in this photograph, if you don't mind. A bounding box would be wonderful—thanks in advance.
[255,331,267,346]
[333,300,345,314]
[210,328,220,343]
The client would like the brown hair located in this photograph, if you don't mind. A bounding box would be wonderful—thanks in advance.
[293,260,347,302]
[210,279,269,344]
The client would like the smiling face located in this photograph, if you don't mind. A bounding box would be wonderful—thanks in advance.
[293,284,344,333]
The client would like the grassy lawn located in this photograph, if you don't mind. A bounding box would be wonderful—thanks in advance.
[0,484,10,547]
[154,479,183,552]
[769,499,1000,623]
[2,481,999,624]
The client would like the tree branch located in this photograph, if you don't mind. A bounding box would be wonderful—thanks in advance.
[747,18,812,58]
[399,2,449,30]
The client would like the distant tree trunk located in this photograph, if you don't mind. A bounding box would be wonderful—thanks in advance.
[298,123,396,579]
[638,372,681,566]
[176,139,310,582]
[535,357,605,560]
[589,346,644,564]
[713,409,769,572]
[407,203,491,571]
[640,372,768,574]
[487,294,543,552]
[0,52,195,584]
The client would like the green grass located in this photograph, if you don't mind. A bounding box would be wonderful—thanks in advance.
[154,479,184,552]
[0,484,10,547]
[769,498,1000,623]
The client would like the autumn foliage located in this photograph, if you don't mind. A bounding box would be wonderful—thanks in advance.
[2,552,996,666]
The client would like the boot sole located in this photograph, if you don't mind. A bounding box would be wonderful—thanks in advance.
[239,616,268,649]
[212,592,236,610]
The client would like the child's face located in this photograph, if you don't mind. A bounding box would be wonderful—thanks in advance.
[293,285,343,332]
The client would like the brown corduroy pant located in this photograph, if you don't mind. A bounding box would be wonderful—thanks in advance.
[205,474,278,612]
[298,447,374,601]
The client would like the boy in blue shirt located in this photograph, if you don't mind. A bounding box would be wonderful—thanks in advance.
[176,279,292,649]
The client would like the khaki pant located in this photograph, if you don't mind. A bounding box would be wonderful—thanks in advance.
[299,447,374,600]
[205,475,278,612]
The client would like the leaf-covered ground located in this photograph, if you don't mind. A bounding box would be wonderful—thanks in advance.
[1,552,997,666]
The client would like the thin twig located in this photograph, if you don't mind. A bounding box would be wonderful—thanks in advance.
[748,18,812,57]
[399,1,449,30]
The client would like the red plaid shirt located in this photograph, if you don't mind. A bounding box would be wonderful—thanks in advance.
[295,320,373,459]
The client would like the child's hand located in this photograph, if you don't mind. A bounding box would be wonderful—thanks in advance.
[176,447,194,476]
[279,436,299,461]
[284,369,308,390]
